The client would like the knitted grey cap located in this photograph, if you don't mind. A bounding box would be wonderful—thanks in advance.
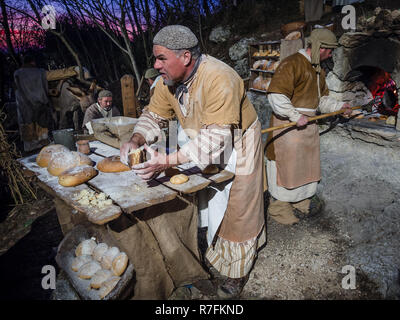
[153,25,198,50]
[98,90,112,98]
[144,68,160,79]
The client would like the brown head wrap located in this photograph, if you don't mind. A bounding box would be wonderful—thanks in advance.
[309,28,338,73]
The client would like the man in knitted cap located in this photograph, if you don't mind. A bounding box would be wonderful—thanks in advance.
[144,68,162,98]
[82,89,120,134]
[121,25,266,299]
[265,28,352,225]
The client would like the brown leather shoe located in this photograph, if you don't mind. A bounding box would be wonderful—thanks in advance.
[217,275,249,299]
[291,198,311,214]
[268,199,299,225]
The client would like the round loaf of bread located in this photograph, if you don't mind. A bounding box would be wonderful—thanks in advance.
[75,239,97,257]
[97,156,131,173]
[111,252,128,276]
[78,261,102,279]
[71,254,92,272]
[93,243,109,262]
[48,151,93,176]
[90,269,113,289]
[128,149,145,167]
[101,247,120,270]
[99,276,120,299]
[170,174,189,185]
[58,165,98,187]
[36,144,69,167]
[202,165,219,175]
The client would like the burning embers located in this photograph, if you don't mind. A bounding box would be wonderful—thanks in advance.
[366,69,399,116]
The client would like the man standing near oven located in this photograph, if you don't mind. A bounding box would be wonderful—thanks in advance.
[120,25,266,299]
[265,28,352,225]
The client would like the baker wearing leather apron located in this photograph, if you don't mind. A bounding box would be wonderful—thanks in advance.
[120,25,266,299]
[265,28,352,225]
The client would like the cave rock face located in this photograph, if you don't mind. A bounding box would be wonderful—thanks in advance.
[209,26,231,43]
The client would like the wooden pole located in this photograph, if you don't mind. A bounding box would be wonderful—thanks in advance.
[121,74,138,118]
[261,105,363,134]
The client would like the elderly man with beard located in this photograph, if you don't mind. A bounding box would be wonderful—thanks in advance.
[120,25,266,299]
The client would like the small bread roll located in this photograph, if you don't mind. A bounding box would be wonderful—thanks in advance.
[252,76,263,90]
[90,269,113,289]
[111,252,128,276]
[75,239,97,257]
[58,165,98,187]
[93,243,109,262]
[36,144,69,167]
[170,174,189,185]
[99,276,121,299]
[128,149,145,167]
[101,247,120,270]
[165,167,181,177]
[285,31,301,40]
[202,165,219,175]
[252,60,267,70]
[78,261,102,279]
[97,156,131,173]
[71,254,92,272]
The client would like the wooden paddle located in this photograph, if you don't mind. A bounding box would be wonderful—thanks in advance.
[261,102,375,134]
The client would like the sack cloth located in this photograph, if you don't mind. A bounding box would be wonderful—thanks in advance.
[107,196,209,300]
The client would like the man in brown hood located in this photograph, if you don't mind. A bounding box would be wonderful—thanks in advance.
[266,28,352,225]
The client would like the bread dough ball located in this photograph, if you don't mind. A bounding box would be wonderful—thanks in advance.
[75,239,97,256]
[111,252,129,276]
[71,254,92,272]
[101,247,120,270]
[78,261,102,279]
[90,269,113,289]
[170,174,189,185]
[93,243,109,262]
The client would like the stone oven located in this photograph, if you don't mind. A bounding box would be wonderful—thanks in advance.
[325,30,400,130]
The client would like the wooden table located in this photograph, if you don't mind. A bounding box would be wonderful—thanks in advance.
[18,141,235,299]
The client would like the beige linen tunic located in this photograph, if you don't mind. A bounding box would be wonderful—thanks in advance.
[266,52,330,189]
[266,50,345,201]
[147,55,265,243]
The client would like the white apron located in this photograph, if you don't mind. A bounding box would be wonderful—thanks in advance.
[177,123,237,246]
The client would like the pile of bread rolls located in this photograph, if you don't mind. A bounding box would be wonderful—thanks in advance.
[71,238,129,299]
[252,60,279,71]
[36,144,97,187]
[252,76,271,91]
[253,49,280,57]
